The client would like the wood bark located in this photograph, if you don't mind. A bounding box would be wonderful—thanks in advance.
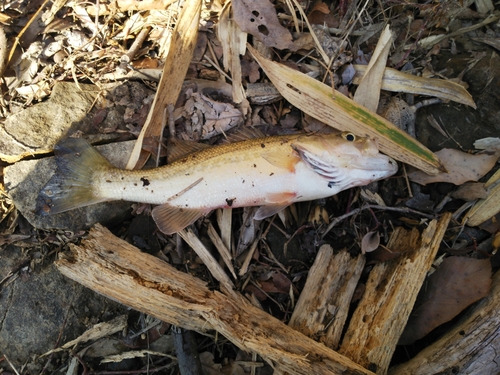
[389,268,500,375]
[289,245,365,349]
[56,224,374,375]
[339,213,452,374]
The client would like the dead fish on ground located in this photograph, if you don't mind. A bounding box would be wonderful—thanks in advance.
[36,131,398,235]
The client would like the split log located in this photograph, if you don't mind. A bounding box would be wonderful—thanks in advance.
[339,213,452,374]
[389,268,500,375]
[289,245,365,349]
[56,224,374,375]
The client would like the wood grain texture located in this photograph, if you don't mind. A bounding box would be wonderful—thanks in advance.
[289,245,365,349]
[339,213,452,374]
[56,224,375,375]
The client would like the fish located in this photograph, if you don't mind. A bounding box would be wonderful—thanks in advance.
[36,131,398,235]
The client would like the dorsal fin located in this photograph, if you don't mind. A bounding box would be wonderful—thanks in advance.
[167,139,211,162]
[224,126,266,143]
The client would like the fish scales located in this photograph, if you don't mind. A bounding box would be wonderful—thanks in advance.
[37,132,398,234]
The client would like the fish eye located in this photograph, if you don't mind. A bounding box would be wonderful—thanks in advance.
[342,132,356,142]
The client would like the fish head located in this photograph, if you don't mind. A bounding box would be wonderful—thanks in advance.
[292,132,398,188]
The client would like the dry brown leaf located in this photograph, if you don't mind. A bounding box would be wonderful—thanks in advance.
[408,149,499,186]
[399,257,491,345]
[352,65,476,108]
[361,231,380,254]
[354,25,394,112]
[463,168,500,227]
[451,182,488,201]
[232,0,295,50]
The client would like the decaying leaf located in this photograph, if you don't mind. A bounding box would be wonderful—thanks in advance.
[176,91,243,140]
[354,25,394,112]
[361,231,380,254]
[352,65,476,108]
[463,169,500,227]
[408,149,499,186]
[232,0,295,50]
[248,45,444,175]
[451,182,488,201]
[399,257,491,345]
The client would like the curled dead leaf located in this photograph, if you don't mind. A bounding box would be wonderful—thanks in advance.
[408,149,499,186]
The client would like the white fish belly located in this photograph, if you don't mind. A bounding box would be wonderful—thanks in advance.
[97,160,340,210]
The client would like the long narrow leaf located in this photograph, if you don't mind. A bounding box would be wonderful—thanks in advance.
[248,45,444,175]
[352,65,476,108]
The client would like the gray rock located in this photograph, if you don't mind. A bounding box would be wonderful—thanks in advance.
[4,141,135,231]
[0,82,98,163]
[0,245,127,369]
[0,81,154,163]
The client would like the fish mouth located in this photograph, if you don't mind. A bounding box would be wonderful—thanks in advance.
[350,154,398,176]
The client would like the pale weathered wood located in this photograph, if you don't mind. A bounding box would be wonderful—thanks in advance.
[339,213,452,374]
[56,224,374,375]
[389,268,500,375]
[289,245,365,349]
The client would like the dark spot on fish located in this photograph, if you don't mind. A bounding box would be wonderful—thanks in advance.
[123,187,126,190]
[226,198,234,206]
[253,164,257,168]
[121,177,124,180]
[180,208,185,212]
[270,173,274,176]
[242,179,245,183]
[261,143,265,148]
[141,177,150,186]
[151,190,154,193]
[328,181,336,188]
[134,183,137,186]
[185,173,190,176]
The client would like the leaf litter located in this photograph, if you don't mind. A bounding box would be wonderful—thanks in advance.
[0,0,499,373]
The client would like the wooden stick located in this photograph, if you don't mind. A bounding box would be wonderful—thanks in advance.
[126,0,202,169]
[339,213,451,374]
[389,268,500,375]
[289,245,365,350]
[56,224,374,375]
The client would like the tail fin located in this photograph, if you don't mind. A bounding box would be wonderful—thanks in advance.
[36,138,112,215]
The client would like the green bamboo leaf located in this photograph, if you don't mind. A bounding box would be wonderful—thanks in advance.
[248,44,444,175]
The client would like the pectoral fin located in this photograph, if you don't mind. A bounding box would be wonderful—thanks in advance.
[152,204,209,235]
[261,150,301,172]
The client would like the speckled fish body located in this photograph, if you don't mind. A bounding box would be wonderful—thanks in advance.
[37,132,398,234]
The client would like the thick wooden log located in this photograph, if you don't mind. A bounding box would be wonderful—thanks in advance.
[339,213,452,374]
[289,245,365,349]
[56,224,374,375]
[389,269,500,375]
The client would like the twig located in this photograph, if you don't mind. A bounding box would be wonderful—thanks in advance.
[4,355,20,375]
[321,204,436,239]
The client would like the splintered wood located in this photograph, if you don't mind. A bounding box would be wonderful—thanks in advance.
[339,212,452,374]
[288,245,365,349]
[56,213,453,375]
[56,224,373,375]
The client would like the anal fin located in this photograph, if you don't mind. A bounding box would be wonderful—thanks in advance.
[254,191,296,220]
[152,204,209,235]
